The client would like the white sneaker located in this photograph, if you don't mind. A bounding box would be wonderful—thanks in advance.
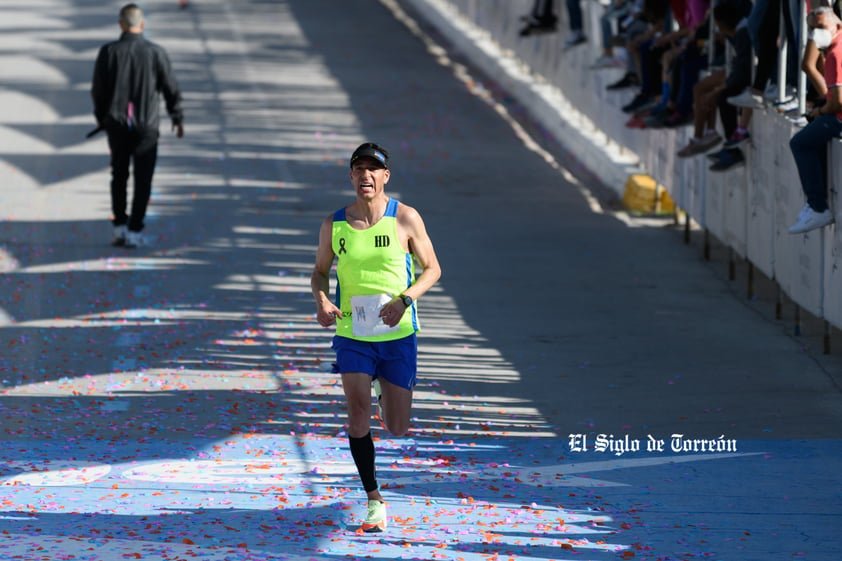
[773,97,799,113]
[112,225,127,247]
[788,206,834,234]
[360,499,387,533]
[590,55,624,69]
[564,31,587,47]
[372,378,386,429]
[764,83,797,102]
[788,114,809,127]
[727,89,766,109]
[125,230,144,248]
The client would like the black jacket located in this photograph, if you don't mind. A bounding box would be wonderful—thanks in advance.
[92,32,183,133]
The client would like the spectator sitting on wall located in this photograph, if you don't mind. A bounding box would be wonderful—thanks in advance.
[676,65,728,156]
[605,0,658,90]
[666,7,726,126]
[563,0,588,46]
[735,0,804,115]
[619,0,673,114]
[798,5,837,123]
[591,0,632,68]
[726,0,784,110]
[639,0,714,128]
[704,0,754,172]
[796,0,842,124]
[787,6,842,234]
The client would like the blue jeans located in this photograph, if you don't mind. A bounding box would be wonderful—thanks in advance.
[789,115,842,212]
[675,48,708,115]
[600,12,613,50]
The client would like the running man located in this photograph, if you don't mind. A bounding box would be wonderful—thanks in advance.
[311,142,442,532]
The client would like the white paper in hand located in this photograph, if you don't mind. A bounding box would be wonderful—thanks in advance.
[351,294,399,337]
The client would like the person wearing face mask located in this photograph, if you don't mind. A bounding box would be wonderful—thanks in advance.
[800,9,830,114]
[788,6,842,233]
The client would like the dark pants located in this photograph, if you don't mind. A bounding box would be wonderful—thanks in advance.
[752,0,780,91]
[566,0,583,32]
[717,80,750,139]
[638,38,667,97]
[531,0,556,22]
[107,127,159,232]
[675,47,707,115]
[789,115,842,212]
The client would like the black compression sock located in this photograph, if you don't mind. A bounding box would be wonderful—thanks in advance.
[349,431,378,493]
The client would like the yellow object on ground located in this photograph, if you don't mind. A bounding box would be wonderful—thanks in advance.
[622,174,675,215]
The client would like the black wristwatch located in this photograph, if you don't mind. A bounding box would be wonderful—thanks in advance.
[399,294,413,307]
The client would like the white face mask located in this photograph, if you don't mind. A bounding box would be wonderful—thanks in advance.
[811,28,834,49]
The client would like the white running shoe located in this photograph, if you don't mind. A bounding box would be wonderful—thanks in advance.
[372,378,386,429]
[796,203,811,221]
[788,206,834,234]
[360,499,387,533]
[727,89,766,109]
[125,230,144,248]
[764,83,797,102]
[590,55,624,69]
[773,97,799,113]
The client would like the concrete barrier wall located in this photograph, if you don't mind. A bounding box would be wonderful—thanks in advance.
[410,0,842,331]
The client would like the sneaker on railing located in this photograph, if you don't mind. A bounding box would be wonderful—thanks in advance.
[642,106,671,127]
[677,132,722,158]
[677,140,702,158]
[764,83,797,102]
[788,206,834,234]
[773,97,799,113]
[625,114,647,128]
[787,114,809,127]
[606,72,639,90]
[622,93,655,113]
[706,147,730,161]
[795,203,811,223]
[590,55,625,69]
[564,30,587,48]
[723,129,751,148]
[697,130,723,149]
[663,111,692,128]
[727,88,766,109]
[708,148,745,172]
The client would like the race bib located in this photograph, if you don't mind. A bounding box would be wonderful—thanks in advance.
[350,294,399,337]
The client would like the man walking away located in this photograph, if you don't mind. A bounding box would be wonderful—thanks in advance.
[92,3,184,248]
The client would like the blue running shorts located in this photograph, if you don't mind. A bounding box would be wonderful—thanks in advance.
[331,334,417,390]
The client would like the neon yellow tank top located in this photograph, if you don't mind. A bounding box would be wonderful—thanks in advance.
[331,198,418,341]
